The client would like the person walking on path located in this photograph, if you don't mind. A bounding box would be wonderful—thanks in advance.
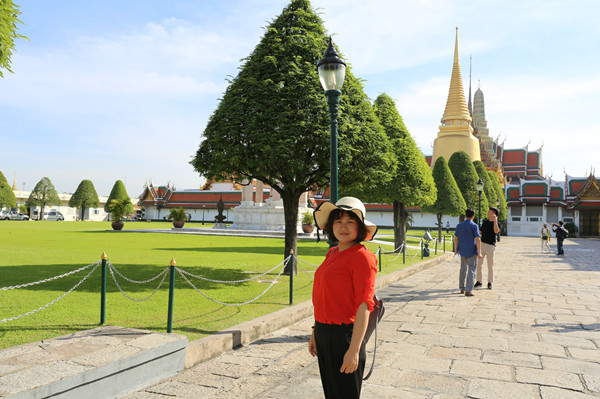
[552,221,568,255]
[454,209,483,297]
[445,221,450,234]
[310,197,378,399]
[541,223,551,252]
[475,207,500,290]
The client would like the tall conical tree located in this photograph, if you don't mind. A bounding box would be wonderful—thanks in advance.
[105,180,133,219]
[26,177,61,220]
[488,170,507,221]
[448,151,488,222]
[191,0,394,267]
[349,93,436,249]
[0,171,17,209]
[422,156,466,240]
[473,160,497,217]
[69,180,99,221]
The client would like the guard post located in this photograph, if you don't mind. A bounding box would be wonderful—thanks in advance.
[378,246,382,272]
[100,252,107,325]
[167,258,176,333]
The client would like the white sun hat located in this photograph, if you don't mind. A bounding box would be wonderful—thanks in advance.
[313,196,378,241]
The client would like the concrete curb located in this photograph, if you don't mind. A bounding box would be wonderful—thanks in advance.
[184,252,452,368]
[0,326,187,399]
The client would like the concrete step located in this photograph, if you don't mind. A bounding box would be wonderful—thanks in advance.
[0,326,187,399]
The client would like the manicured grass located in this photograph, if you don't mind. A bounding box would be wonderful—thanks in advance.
[376,228,454,252]
[0,221,447,350]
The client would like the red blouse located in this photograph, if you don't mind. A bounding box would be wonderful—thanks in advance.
[312,244,377,325]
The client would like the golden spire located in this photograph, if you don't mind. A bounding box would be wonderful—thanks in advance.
[441,27,472,124]
[12,177,17,191]
[431,28,481,168]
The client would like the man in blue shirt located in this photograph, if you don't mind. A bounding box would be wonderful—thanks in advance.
[454,209,483,297]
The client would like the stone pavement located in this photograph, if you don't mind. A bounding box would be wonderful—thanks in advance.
[126,237,600,399]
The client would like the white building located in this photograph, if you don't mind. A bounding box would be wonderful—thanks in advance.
[12,190,110,221]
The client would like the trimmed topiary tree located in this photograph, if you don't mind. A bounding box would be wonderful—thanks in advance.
[473,160,497,216]
[422,156,466,240]
[0,171,17,209]
[448,151,488,223]
[105,180,133,219]
[488,170,507,222]
[69,180,100,221]
[350,93,436,250]
[191,0,395,266]
[26,177,61,220]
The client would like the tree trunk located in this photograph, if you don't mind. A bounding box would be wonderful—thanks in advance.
[281,188,302,275]
[40,205,45,220]
[437,213,443,241]
[81,206,85,221]
[393,200,408,252]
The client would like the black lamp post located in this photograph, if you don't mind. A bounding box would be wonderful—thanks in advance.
[317,37,346,207]
[476,178,484,228]
[496,198,501,241]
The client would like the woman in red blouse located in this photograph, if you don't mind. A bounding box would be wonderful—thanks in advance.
[309,197,378,398]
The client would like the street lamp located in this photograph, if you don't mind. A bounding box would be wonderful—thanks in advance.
[202,203,205,225]
[496,198,501,241]
[317,37,346,207]
[476,178,484,227]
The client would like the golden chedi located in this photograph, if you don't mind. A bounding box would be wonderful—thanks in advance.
[432,27,481,167]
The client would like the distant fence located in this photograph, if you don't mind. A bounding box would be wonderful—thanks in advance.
[1,237,452,332]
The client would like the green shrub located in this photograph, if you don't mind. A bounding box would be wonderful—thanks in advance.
[564,222,577,237]
[168,207,188,222]
[302,211,314,225]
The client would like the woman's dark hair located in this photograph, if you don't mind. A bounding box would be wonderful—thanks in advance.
[324,209,368,243]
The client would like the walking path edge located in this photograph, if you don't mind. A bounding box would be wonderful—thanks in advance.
[184,252,451,368]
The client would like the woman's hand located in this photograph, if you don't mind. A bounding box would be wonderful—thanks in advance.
[340,302,370,374]
[308,331,318,357]
[340,348,359,373]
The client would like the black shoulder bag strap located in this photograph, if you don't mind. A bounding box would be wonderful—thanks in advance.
[363,297,384,380]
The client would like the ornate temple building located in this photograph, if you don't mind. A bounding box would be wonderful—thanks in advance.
[427,28,600,237]
[138,180,315,232]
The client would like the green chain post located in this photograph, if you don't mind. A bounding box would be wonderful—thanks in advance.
[289,250,294,305]
[421,240,424,259]
[167,258,176,333]
[403,241,406,264]
[378,246,382,272]
[100,252,107,325]
[443,235,446,253]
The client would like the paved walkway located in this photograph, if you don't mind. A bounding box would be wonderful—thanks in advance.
[126,237,600,399]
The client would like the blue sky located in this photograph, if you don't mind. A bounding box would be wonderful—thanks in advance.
[2,0,598,197]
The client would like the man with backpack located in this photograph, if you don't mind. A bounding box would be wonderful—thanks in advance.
[552,221,569,255]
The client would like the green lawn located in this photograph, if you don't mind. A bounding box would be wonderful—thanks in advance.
[0,221,447,350]
[376,228,454,253]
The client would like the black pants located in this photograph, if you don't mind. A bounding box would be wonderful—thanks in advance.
[557,237,564,254]
[314,322,366,399]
